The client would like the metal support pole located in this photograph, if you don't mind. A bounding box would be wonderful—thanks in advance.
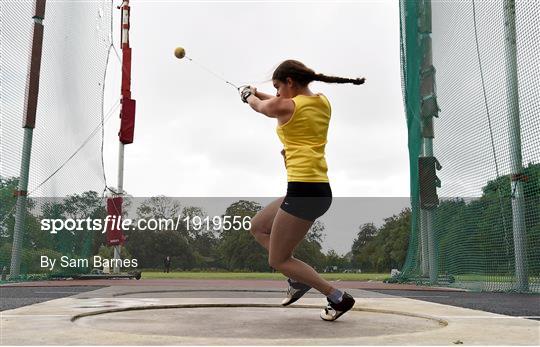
[113,245,121,273]
[426,211,437,283]
[112,0,132,275]
[420,209,429,276]
[503,0,528,292]
[10,0,47,277]
[415,0,439,284]
[10,129,34,277]
[419,145,430,277]
[117,142,125,195]
[426,210,437,283]
[423,138,438,284]
[113,142,124,274]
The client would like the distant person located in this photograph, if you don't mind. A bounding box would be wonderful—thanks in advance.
[164,256,171,273]
[241,60,365,321]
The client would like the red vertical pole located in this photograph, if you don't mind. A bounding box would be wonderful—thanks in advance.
[118,0,136,145]
[108,1,135,273]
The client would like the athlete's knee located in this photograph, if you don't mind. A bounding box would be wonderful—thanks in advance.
[249,217,267,237]
[248,219,260,237]
[268,254,291,270]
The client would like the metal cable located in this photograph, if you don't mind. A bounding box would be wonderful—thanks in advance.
[471,0,511,254]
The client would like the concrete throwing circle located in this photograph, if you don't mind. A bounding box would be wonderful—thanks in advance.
[72,304,446,339]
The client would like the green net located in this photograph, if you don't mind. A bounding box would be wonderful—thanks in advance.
[0,1,115,280]
[399,0,540,292]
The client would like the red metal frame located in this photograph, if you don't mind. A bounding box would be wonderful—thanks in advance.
[119,0,135,145]
[107,1,135,246]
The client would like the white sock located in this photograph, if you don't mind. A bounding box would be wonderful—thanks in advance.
[328,288,344,304]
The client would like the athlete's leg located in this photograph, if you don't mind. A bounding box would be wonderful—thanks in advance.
[249,197,284,250]
[268,208,336,296]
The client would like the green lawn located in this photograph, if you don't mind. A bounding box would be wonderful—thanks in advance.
[140,271,539,284]
[141,270,388,281]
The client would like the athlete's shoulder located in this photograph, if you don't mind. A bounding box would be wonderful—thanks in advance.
[318,94,331,113]
[261,96,294,118]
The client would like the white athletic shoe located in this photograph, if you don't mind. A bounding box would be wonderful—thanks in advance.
[281,278,311,306]
[320,292,355,321]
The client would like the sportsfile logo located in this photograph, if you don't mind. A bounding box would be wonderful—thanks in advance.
[40,215,252,234]
[40,216,133,234]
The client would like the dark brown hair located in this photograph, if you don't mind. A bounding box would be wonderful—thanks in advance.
[272,60,365,87]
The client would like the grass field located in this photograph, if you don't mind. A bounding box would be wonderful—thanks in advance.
[140,271,539,284]
[141,270,389,281]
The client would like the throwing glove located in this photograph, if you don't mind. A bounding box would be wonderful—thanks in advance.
[240,86,253,103]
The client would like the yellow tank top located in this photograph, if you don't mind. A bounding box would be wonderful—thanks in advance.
[276,94,331,182]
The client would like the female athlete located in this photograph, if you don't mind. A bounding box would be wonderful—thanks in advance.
[241,60,365,321]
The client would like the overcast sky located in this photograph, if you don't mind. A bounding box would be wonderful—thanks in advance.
[4,1,538,254]
[102,0,409,199]
[2,0,409,255]
[99,0,410,254]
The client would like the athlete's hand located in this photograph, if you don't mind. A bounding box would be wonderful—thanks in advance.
[240,86,256,103]
[281,149,287,168]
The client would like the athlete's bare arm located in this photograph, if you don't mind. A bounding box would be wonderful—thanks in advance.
[254,90,274,100]
[247,95,294,119]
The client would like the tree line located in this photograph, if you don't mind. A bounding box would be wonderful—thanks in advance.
[0,178,411,274]
[1,161,538,276]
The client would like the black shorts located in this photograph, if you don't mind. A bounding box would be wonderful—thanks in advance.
[280,182,332,222]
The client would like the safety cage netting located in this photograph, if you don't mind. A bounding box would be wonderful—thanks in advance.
[0,1,115,279]
[399,0,539,292]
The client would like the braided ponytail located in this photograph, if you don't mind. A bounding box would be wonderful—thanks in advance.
[272,59,365,87]
[314,73,366,85]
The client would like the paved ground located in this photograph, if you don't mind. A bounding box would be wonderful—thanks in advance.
[0,286,103,311]
[367,289,540,321]
[2,279,538,320]
[0,278,462,312]
[1,280,539,345]
[0,279,465,290]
